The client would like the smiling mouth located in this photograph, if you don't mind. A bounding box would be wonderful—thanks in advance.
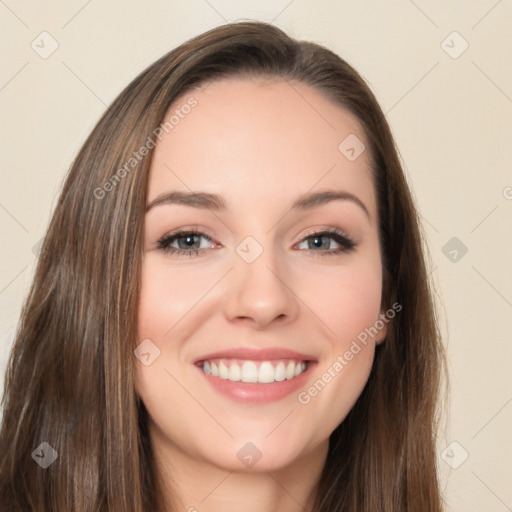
[197,358,310,384]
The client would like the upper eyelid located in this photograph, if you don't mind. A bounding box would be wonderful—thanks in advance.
[159,228,354,246]
[300,226,352,240]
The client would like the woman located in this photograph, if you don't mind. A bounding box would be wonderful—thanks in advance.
[0,21,445,511]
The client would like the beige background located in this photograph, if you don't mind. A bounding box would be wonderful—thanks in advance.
[1,1,511,510]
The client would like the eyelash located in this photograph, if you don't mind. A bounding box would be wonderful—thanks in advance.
[156,228,356,258]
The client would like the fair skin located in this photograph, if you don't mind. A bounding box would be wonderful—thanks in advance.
[136,77,387,512]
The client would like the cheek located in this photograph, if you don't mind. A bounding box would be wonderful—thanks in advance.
[134,259,211,449]
[300,258,383,347]
[137,256,218,344]
[293,257,383,435]
[135,258,188,397]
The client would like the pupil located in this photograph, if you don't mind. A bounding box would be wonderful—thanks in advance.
[183,235,197,247]
[312,236,325,249]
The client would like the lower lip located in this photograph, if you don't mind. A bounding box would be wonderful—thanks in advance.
[195,362,316,404]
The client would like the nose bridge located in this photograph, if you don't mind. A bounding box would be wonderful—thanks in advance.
[223,233,298,327]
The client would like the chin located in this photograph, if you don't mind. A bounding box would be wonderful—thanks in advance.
[198,434,320,474]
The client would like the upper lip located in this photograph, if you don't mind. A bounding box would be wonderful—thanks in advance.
[194,347,318,364]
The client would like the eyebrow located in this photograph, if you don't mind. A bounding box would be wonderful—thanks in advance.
[145,189,370,218]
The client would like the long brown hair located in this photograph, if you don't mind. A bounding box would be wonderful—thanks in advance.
[0,21,445,511]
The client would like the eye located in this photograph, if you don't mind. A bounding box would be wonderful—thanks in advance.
[295,229,356,257]
[155,227,356,258]
[156,229,217,257]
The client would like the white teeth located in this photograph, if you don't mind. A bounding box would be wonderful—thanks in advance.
[241,361,258,383]
[286,361,295,380]
[274,362,286,382]
[228,363,241,381]
[219,360,229,379]
[201,359,308,383]
[258,362,275,383]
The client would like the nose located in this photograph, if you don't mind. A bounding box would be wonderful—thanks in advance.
[223,245,299,329]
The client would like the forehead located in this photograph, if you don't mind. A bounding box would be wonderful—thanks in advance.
[147,77,376,218]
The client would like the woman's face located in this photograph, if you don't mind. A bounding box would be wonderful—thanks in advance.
[136,77,386,473]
